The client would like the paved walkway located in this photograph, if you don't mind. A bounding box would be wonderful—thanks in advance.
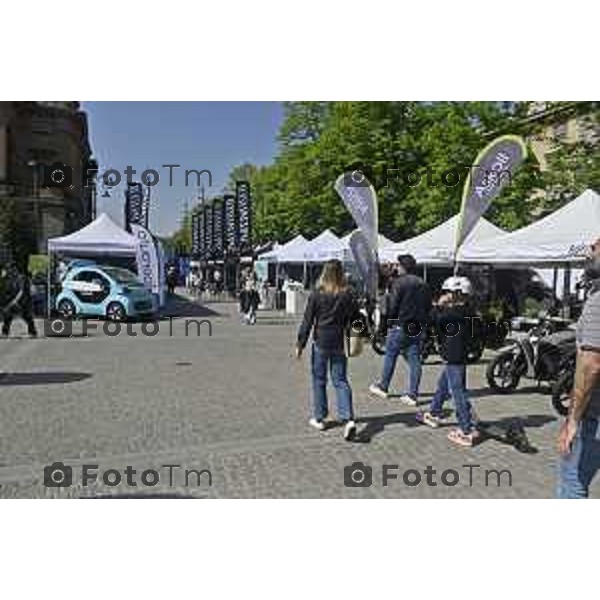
[0,298,595,498]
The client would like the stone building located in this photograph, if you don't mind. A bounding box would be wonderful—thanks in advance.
[0,101,96,258]
[524,101,598,170]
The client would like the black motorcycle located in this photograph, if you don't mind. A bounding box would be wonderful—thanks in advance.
[486,319,576,401]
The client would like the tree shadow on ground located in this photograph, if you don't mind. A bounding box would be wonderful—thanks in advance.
[160,295,223,318]
[0,372,92,386]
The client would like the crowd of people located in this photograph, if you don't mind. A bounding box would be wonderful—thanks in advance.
[293,247,600,497]
[295,254,478,446]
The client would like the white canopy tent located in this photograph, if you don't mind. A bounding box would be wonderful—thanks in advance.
[460,189,600,266]
[378,215,505,265]
[47,213,139,257]
[302,229,346,261]
[46,213,145,316]
[340,231,394,259]
[260,230,395,264]
[258,234,309,262]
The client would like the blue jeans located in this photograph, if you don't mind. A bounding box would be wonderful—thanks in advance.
[311,343,353,422]
[557,418,600,498]
[379,326,422,398]
[430,364,474,434]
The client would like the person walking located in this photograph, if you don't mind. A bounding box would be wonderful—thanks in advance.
[296,259,361,441]
[239,277,260,325]
[166,265,178,295]
[557,239,600,498]
[416,276,479,447]
[1,267,37,338]
[369,254,432,405]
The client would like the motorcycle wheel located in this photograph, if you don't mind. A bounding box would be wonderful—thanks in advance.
[486,351,524,393]
[551,369,573,417]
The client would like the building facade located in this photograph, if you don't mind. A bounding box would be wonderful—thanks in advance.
[525,101,598,170]
[0,101,96,257]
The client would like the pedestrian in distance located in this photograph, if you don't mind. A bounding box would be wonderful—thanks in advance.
[416,276,480,447]
[296,259,361,441]
[369,254,432,405]
[239,277,260,325]
[166,265,178,295]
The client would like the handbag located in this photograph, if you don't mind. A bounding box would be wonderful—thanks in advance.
[347,329,364,357]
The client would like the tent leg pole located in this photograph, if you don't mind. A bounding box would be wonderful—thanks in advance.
[47,252,52,319]
[563,266,571,319]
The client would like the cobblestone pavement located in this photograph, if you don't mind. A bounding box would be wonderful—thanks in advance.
[0,298,596,498]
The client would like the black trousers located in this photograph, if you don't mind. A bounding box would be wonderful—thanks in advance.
[2,305,37,336]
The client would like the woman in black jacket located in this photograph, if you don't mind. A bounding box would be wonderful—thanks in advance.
[296,259,360,440]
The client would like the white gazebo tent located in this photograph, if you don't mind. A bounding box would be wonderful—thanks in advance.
[378,214,505,265]
[48,212,139,257]
[46,213,140,315]
[302,229,346,261]
[340,231,394,260]
[459,189,600,310]
[460,189,600,266]
[258,234,309,262]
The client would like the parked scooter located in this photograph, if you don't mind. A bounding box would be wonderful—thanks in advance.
[486,318,576,400]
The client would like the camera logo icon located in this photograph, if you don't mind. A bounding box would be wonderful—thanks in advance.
[44,318,73,338]
[344,462,372,488]
[343,163,374,188]
[44,462,73,487]
[43,162,74,189]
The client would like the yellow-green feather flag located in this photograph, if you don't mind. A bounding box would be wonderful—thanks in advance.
[455,134,527,255]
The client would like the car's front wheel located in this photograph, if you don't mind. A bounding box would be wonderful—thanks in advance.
[106,301,127,322]
[57,299,76,319]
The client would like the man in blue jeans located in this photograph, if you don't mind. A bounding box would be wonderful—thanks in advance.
[370,254,431,405]
[557,240,600,498]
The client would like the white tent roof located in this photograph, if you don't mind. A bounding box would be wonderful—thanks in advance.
[47,213,139,256]
[341,231,394,250]
[263,234,310,262]
[379,214,505,264]
[460,189,600,266]
[302,229,346,261]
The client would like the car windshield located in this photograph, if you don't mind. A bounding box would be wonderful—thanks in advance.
[102,268,141,285]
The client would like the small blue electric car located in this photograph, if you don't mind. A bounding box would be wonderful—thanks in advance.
[55,265,156,321]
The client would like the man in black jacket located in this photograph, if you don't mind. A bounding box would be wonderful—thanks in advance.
[370,254,431,404]
[1,266,37,338]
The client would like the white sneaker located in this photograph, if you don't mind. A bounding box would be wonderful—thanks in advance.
[369,383,388,399]
[343,420,357,441]
[309,418,325,431]
[399,394,417,407]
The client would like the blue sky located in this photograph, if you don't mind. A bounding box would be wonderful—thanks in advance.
[82,102,284,235]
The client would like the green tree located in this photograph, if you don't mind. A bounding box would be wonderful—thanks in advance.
[244,101,543,243]
[543,104,600,208]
